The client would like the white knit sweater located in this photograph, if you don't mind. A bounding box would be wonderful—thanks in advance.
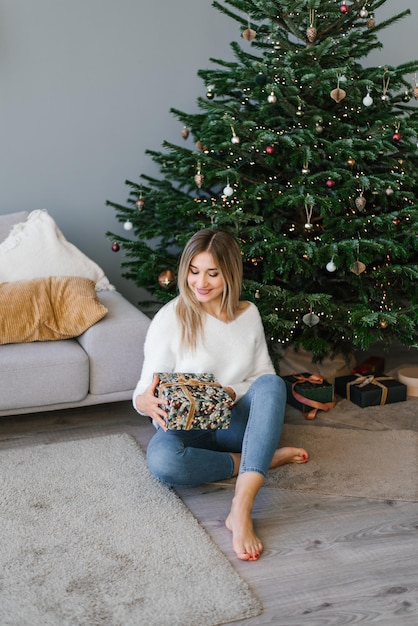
[132,296,275,407]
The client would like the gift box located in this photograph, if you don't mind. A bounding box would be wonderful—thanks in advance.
[283,372,336,419]
[156,372,233,430]
[335,374,407,408]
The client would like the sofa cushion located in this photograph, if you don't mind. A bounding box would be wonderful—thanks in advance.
[0,276,108,345]
[0,209,113,290]
[0,341,89,411]
[0,211,29,243]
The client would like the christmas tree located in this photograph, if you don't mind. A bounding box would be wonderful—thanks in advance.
[107,0,418,365]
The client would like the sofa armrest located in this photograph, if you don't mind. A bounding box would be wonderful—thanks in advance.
[76,291,150,395]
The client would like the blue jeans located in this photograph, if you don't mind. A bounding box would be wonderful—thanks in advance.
[146,374,286,487]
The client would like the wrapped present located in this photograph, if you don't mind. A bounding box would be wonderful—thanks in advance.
[283,372,336,420]
[156,372,233,430]
[335,374,407,408]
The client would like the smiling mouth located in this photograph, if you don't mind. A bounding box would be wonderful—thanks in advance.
[196,288,211,295]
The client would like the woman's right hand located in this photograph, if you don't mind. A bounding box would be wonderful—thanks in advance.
[135,374,168,431]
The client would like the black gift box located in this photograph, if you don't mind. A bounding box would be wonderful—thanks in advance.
[335,374,407,408]
[284,372,335,417]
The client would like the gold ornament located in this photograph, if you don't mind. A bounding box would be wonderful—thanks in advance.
[367,16,375,28]
[136,195,145,210]
[347,157,356,167]
[242,28,256,41]
[350,261,366,275]
[181,126,190,140]
[330,88,346,103]
[194,161,204,188]
[355,194,366,211]
[306,26,317,43]
[379,319,389,329]
[158,270,176,288]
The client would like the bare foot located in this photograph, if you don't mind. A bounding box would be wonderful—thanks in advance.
[270,446,308,469]
[225,504,263,561]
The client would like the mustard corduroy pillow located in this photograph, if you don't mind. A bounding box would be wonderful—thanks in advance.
[0,276,108,345]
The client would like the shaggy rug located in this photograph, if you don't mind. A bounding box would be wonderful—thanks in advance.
[264,423,418,502]
[0,434,261,626]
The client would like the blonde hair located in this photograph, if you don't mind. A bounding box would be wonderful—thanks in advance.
[176,229,243,350]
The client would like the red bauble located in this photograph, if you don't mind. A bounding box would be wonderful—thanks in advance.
[111,242,120,252]
[392,132,401,142]
[339,2,349,13]
[265,145,274,155]
[326,178,336,188]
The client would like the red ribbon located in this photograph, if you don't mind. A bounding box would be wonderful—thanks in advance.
[291,373,336,420]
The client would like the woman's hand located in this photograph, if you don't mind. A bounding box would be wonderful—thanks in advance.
[135,374,168,431]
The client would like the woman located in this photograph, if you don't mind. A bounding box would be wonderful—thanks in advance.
[133,229,308,561]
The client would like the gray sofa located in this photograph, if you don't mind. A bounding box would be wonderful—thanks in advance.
[0,211,150,417]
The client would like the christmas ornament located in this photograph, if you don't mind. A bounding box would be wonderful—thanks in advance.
[330,76,346,103]
[111,242,120,252]
[350,261,366,275]
[158,270,175,288]
[304,195,314,229]
[414,78,418,99]
[306,9,317,43]
[194,161,204,188]
[206,85,215,99]
[362,91,373,107]
[223,180,234,196]
[301,162,310,175]
[367,16,375,28]
[355,193,366,211]
[326,178,336,188]
[402,89,411,103]
[254,72,267,86]
[359,6,369,18]
[379,319,389,329]
[230,126,240,144]
[181,126,190,140]
[381,71,390,101]
[242,27,256,41]
[255,289,260,299]
[302,308,320,327]
[267,92,277,104]
[295,104,304,117]
[265,145,274,155]
[123,220,133,231]
[315,121,324,134]
[347,157,356,167]
[195,140,207,152]
[393,217,400,226]
[386,186,394,196]
[136,194,145,210]
[392,124,401,142]
[326,258,336,272]
[339,2,349,14]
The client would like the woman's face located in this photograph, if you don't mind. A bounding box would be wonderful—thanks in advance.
[187,251,225,307]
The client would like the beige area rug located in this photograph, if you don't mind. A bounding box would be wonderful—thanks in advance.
[264,423,418,502]
[0,434,261,626]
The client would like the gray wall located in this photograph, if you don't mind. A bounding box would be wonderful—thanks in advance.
[0,0,416,305]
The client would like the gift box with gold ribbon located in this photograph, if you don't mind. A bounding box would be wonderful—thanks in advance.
[283,372,336,420]
[156,372,233,430]
[335,374,407,408]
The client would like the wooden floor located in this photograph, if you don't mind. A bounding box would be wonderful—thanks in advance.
[1,401,418,625]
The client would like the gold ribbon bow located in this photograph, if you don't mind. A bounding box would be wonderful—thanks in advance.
[291,373,336,420]
[346,374,392,405]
